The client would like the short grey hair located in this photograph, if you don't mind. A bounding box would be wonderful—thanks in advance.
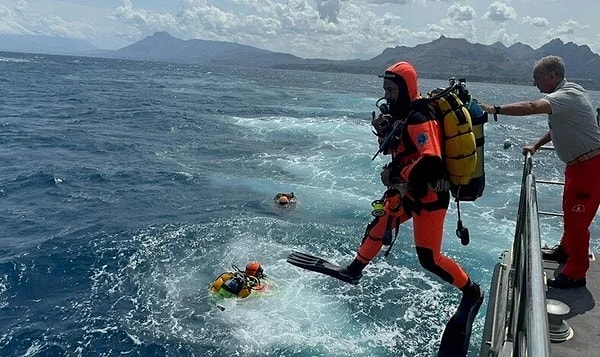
[534,55,565,78]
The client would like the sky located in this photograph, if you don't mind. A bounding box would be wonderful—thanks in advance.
[0,0,599,60]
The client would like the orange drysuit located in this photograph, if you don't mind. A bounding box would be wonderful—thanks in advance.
[353,62,470,289]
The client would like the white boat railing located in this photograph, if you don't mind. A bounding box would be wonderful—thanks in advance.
[480,151,552,356]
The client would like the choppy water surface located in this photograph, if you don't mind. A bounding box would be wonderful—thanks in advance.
[1,51,599,356]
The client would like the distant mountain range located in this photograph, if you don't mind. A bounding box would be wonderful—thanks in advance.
[2,31,600,90]
[0,34,98,55]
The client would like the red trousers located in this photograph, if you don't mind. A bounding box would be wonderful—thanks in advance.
[560,154,600,279]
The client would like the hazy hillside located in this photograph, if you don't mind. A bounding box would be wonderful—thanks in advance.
[0,34,97,55]
[365,36,531,84]
[278,36,600,88]
[108,32,306,67]
[2,31,600,89]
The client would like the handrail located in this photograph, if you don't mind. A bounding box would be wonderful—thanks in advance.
[522,170,551,356]
[481,152,551,356]
[511,152,551,356]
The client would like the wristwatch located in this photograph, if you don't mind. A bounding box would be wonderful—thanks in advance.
[494,105,502,114]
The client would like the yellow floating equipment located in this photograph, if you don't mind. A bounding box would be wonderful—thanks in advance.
[209,271,252,299]
[430,90,477,187]
[210,272,233,294]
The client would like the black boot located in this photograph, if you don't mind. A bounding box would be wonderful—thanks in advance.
[457,279,484,325]
[338,259,367,284]
[541,244,568,262]
[439,281,484,357]
[460,279,481,298]
[347,259,367,276]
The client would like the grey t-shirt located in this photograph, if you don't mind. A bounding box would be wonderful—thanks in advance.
[543,79,600,163]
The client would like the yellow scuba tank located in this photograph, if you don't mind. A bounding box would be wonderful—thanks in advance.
[435,91,477,186]
[427,79,487,201]
[210,272,234,294]
[459,98,487,201]
[427,78,488,246]
[211,271,253,299]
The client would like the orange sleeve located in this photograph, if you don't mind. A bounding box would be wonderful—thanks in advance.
[400,120,443,182]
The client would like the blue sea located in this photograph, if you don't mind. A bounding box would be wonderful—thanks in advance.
[1,52,600,357]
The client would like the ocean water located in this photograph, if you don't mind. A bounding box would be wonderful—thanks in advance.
[1,51,600,357]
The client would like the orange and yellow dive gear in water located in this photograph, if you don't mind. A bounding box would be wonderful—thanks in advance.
[209,262,265,299]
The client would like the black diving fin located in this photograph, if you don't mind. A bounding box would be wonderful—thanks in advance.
[438,285,484,357]
[286,251,361,285]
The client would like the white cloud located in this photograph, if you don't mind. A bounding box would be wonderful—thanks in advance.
[314,0,343,23]
[0,3,32,33]
[412,23,445,41]
[484,1,517,23]
[447,4,476,22]
[32,15,95,39]
[484,28,520,46]
[369,0,411,4]
[438,18,476,42]
[545,19,586,38]
[15,0,27,14]
[1,0,599,59]
[104,0,418,59]
[111,0,188,42]
[408,4,477,44]
[522,16,548,28]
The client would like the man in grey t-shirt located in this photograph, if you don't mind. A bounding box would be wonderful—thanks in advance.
[481,55,600,289]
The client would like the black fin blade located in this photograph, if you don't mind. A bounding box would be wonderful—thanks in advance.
[286,251,361,285]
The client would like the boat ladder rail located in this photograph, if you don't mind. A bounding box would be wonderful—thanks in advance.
[480,149,554,357]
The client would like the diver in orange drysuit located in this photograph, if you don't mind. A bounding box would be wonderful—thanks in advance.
[339,61,482,304]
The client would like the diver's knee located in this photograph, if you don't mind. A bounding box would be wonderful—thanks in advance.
[416,246,437,270]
